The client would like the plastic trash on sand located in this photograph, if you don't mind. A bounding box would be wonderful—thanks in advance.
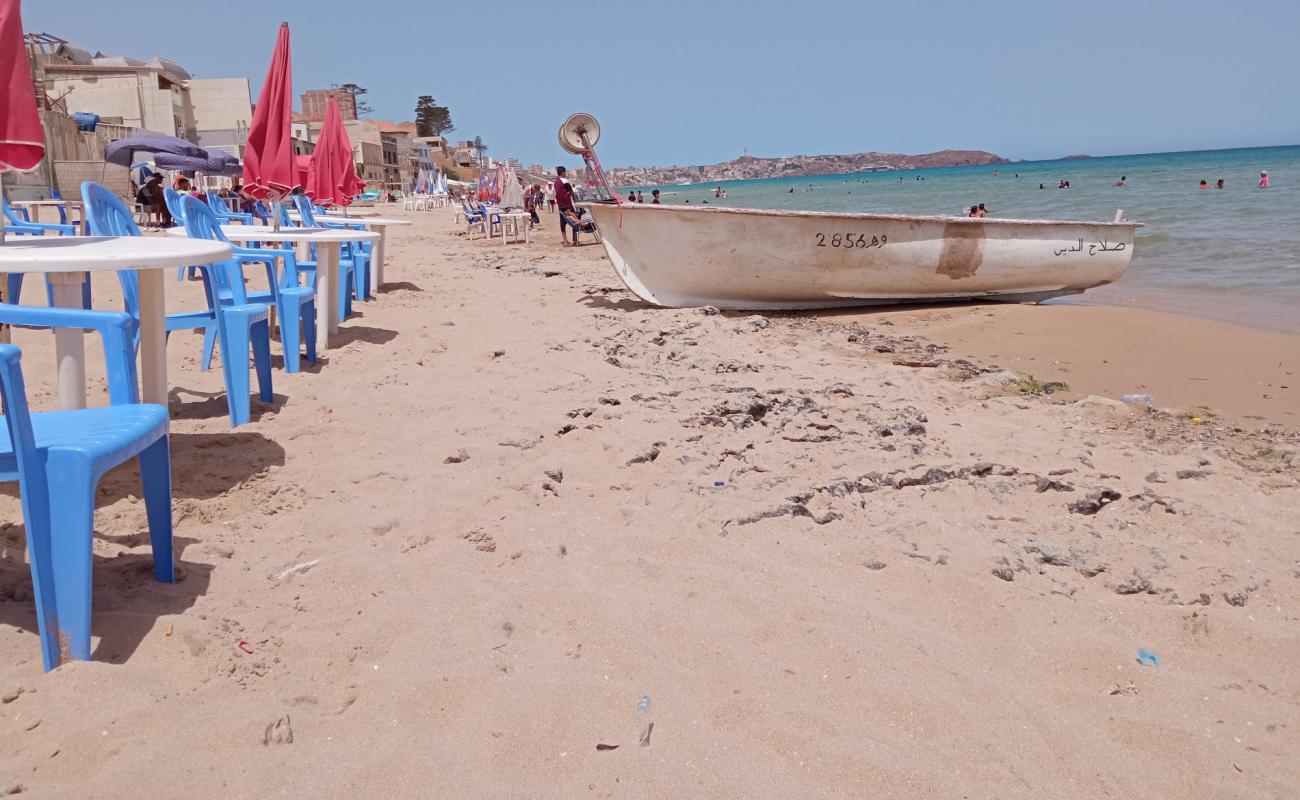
[1137,648,1160,668]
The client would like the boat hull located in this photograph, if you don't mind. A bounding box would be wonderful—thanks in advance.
[582,203,1139,310]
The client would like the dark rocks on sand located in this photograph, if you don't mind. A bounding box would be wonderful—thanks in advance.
[992,558,1016,581]
[626,442,665,466]
[444,448,471,464]
[1112,569,1155,595]
[1067,489,1121,515]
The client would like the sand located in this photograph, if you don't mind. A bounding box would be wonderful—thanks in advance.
[0,207,1297,798]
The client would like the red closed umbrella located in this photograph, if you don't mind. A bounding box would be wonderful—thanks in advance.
[305,98,363,208]
[242,23,296,204]
[0,0,43,174]
[295,154,311,187]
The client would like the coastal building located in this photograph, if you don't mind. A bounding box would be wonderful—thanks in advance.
[375,121,419,191]
[343,120,384,186]
[31,36,197,141]
[300,88,357,122]
[188,78,252,158]
[381,134,401,189]
[290,122,315,157]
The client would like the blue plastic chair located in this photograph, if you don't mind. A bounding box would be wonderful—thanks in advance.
[83,183,272,426]
[0,343,172,672]
[275,200,356,320]
[181,197,317,374]
[3,197,91,310]
[163,188,203,281]
[177,196,275,423]
[48,188,80,229]
[292,196,373,304]
[81,182,220,369]
[0,305,139,404]
[205,192,254,225]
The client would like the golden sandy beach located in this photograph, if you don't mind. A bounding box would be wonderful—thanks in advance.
[0,207,1297,797]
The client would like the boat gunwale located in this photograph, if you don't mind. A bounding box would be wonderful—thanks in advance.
[579,201,1144,229]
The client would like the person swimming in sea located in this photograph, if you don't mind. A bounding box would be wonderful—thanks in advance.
[1199,180,1209,189]
[1259,171,1270,189]
[1216,179,1225,189]
[1115,176,1126,187]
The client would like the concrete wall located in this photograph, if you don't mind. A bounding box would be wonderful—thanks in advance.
[190,77,251,154]
[45,70,186,138]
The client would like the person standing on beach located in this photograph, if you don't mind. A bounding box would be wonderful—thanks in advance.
[1259,171,1270,188]
[627,191,636,203]
[554,166,579,246]
[524,185,540,228]
[636,190,645,203]
[651,189,661,204]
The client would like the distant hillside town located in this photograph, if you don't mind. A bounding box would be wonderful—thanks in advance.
[608,150,1009,186]
[12,32,545,200]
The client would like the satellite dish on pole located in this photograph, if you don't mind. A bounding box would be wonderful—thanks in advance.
[558,113,601,154]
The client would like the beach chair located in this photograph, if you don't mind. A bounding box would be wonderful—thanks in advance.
[292,196,373,303]
[181,196,317,374]
[83,183,273,426]
[44,188,81,230]
[164,188,203,281]
[3,198,91,310]
[0,342,173,671]
[271,201,355,314]
[462,201,491,239]
[0,304,139,405]
[205,192,255,225]
[562,208,601,245]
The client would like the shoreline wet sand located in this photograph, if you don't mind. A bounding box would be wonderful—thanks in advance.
[0,208,1295,797]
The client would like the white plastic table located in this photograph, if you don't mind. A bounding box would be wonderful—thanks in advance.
[0,235,232,409]
[170,225,379,348]
[295,215,413,294]
[496,212,531,245]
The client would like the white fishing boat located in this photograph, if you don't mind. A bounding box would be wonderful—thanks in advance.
[582,203,1140,310]
[555,112,1140,310]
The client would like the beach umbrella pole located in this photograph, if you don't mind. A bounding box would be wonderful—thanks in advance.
[272,197,282,232]
[0,174,9,345]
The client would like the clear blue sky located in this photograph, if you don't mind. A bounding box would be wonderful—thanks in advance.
[26,0,1300,167]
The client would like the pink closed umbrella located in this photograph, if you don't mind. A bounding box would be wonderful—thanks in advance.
[295,154,312,187]
[242,22,296,228]
[0,0,42,174]
[303,98,348,208]
[305,98,363,210]
[0,0,46,247]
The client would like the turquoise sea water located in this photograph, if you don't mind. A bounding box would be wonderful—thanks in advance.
[634,145,1300,324]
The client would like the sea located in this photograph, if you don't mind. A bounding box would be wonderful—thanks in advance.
[634,145,1300,331]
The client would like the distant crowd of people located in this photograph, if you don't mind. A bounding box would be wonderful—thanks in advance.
[133,174,249,227]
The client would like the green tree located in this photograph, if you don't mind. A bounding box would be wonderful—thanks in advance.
[336,83,373,117]
[415,95,455,138]
[473,135,488,165]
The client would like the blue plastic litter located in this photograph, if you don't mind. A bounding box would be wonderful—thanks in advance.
[713,480,726,488]
[1137,648,1160,668]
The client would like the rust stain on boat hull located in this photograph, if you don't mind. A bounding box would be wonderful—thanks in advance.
[936,223,984,279]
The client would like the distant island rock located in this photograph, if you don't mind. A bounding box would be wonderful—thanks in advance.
[1061,154,1093,160]
[609,149,1010,185]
